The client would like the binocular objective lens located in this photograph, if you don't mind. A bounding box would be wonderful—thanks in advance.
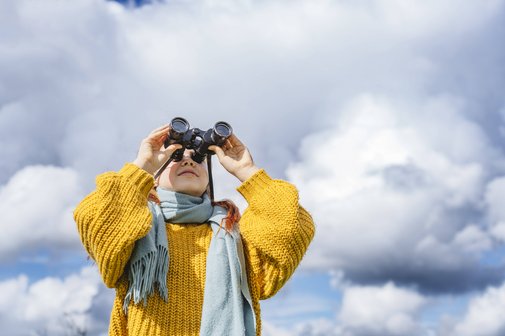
[214,122,232,137]
[171,118,190,134]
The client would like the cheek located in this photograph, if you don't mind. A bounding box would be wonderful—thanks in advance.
[199,169,209,184]
[161,167,179,187]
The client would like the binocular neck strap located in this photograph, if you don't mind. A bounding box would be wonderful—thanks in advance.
[154,157,173,180]
[207,154,215,202]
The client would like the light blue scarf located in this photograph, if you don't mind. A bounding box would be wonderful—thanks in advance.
[123,188,256,336]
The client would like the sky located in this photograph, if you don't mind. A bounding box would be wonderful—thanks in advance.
[1,0,505,335]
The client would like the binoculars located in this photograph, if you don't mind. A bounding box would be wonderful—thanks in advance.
[163,117,233,163]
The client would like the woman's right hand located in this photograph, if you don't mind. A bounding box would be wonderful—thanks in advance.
[133,124,183,175]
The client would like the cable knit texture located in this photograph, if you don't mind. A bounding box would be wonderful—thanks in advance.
[74,163,315,336]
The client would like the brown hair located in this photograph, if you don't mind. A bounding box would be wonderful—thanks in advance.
[211,199,241,232]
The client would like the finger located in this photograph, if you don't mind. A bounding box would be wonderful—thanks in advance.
[152,126,170,135]
[208,145,225,160]
[160,143,183,154]
[221,138,235,151]
[149,124,170,134]
[148,128,170,140]
[228,134,243,146]
[224,139,232,149]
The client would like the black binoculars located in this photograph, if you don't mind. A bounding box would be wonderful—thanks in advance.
[163,117,233,164]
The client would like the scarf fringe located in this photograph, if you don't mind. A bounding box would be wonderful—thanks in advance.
[154,245,169,301]
[123,245,169,314]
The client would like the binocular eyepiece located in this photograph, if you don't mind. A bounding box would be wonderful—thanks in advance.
[163,117,233,164]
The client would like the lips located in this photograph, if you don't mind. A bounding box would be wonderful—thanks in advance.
[178,169,199,177]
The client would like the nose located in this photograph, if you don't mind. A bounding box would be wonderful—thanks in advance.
[180,150,196,166]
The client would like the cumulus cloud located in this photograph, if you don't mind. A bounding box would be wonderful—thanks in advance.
[0,266,111,336]
[337,283,428,336]
[485,176,505,242]
[0,0,126,184]
[0,165,83,261]
[448,282,505,336]
[264,282,433,336]
[288,94,505,292]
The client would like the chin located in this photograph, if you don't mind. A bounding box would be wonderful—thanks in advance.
[174,185,205,197]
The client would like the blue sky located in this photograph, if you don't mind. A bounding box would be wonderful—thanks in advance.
[1,0,505,335]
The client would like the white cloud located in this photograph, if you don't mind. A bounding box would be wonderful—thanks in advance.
[371,0,502,37]
[0,266,111,336]
[287,94,504,291]
[449,282,505,336]
[485,176,505,242]
[337,282,428,336]
[453,225,493,254]
[0,165,83,261]
[262,282,432,336]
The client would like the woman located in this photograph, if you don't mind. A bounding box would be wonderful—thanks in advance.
[74,123,315,336]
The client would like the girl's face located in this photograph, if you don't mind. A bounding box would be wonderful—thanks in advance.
[157,149,209,197]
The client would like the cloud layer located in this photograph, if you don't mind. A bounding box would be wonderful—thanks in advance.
[0,165,83,261]
[2,0,505,334]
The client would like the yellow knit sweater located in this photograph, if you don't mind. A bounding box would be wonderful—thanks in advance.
[74,163,315,336]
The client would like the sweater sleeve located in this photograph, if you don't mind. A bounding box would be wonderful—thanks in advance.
[237,169,315,300]
[73,163,154,288]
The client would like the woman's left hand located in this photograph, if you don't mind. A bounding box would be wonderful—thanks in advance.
[208,134,260,182]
